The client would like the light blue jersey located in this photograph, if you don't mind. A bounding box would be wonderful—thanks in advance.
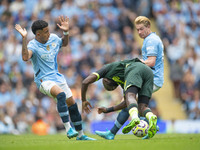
[27,33,65,88]
[142,32,164,87]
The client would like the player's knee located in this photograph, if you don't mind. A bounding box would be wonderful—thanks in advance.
[66,96,76,107]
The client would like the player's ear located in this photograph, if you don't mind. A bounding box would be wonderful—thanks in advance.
[36,30,41,37]
[146,24,150,28]
[35,32,40,37]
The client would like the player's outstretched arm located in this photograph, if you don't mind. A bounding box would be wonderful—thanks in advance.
[15,24,32,61]
[98,99,127,114]
[81,74,98,113]
[57,15,69,47]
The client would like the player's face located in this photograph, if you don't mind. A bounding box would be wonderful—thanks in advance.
[102,78,118,91]
[37,27,50,44]
[136,24,150,39]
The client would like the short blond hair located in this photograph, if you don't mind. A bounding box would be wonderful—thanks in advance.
[134,16,151,27]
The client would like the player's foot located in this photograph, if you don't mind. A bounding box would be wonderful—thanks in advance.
[76,135,96,140]
[142,125,159,139]
[148,115,157,138]
[122,118,140,134]
[95,130,115,140]
[67,128,78,139]
[142,115,157,139]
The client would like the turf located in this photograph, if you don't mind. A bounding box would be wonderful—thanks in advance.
[0,134,200,150]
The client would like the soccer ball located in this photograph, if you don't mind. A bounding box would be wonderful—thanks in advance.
[132,120,149,137]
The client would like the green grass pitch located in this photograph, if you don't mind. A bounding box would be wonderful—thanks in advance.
[0,134,200,150]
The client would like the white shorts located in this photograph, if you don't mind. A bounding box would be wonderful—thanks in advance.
[39,81,72,101]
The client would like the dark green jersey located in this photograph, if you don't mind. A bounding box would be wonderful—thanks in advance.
[93,58,141,88]
[93,58,154,97]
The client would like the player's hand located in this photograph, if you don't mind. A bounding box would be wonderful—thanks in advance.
[57,16,69,32]
[15,24,27,38]
[82,101,92,114]
[97,107,107,114]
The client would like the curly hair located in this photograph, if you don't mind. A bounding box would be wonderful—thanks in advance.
[31,20,48,35]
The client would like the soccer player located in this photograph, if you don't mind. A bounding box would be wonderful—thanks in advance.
[15,16,95,140]
[95,16,164,140]
[81,58,158,139]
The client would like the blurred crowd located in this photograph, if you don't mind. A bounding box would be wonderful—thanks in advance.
[0,0,199,135]
[152,0,200,120]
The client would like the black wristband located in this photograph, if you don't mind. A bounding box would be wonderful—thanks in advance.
[106,107,114,113]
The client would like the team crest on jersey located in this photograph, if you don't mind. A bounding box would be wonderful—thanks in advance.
[52,43,56,47]
[46,45,50,51]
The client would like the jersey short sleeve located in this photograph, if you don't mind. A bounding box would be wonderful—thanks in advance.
[146,39,158,57]
[93,64,112,80]
[27,40,36,54]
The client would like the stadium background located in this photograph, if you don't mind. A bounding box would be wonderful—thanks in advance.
[0,0,200,135]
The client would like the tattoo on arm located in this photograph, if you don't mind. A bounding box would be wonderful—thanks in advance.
[22,38,29,61]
